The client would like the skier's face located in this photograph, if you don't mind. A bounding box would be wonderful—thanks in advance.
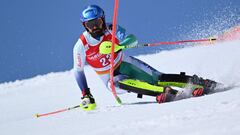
[84,18,105,38]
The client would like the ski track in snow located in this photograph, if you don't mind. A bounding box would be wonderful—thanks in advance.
[0,40,240,135]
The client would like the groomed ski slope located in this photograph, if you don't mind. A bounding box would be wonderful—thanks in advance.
[0,39,240,135]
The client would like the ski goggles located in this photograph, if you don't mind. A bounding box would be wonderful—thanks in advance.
[84,18,103,29]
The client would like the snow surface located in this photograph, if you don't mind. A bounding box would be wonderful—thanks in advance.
[0,40,240,135]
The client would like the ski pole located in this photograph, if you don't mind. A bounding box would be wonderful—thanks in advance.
[35,104,80,118]
[144,38,217,47]
[99,37,217,54]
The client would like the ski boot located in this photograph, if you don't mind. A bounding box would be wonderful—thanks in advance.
[80,93,96,111]
[191,75,217,96]
[156,86,178,104]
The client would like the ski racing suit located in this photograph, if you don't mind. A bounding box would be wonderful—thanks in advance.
[73,24,163,96]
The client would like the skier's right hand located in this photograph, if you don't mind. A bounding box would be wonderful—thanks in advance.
[80,93,96,110]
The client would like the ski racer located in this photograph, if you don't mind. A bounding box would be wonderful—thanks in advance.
[73,5,217,109]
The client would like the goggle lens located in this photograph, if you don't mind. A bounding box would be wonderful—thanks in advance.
[85,18,103,29]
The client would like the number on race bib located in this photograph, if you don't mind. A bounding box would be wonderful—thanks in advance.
[100,54,111,66]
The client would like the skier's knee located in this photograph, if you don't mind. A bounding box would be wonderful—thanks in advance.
[106,75,129,94]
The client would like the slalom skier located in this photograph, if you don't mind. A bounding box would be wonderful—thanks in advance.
[73,5,217,110]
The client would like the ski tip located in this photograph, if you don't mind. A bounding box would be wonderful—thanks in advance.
[35,113,40,118]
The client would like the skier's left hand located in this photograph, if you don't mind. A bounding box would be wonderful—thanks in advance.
[80,93,96,110]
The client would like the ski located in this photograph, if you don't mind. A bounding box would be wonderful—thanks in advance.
[119,78,227,103]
